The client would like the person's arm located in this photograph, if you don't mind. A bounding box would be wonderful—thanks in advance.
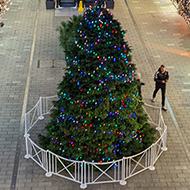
[165,71,169,82]
[154,71,162,83]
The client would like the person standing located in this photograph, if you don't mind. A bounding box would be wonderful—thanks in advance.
[0,17,4,27]
[152,65,169,111]
[135,73,145,100]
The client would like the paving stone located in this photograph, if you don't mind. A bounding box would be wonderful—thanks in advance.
[45,187,59,190]
[175,188,189,190]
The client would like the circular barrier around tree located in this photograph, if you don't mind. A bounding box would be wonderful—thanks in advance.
[24,96,167,189]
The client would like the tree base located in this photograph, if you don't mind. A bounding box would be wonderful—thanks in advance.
[120,180,127,185]
[149,166,155,171]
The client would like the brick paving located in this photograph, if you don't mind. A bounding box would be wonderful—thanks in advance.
[0,0,190,189]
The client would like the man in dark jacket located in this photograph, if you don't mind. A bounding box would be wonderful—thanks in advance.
[152,65,169,111]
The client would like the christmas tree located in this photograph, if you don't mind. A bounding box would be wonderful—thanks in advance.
[39,6,156,163]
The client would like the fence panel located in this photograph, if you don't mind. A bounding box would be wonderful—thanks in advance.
[41,96,58,115]
[24,96,167,188]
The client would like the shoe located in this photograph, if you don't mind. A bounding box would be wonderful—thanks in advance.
[162,106,167,111]
[0,22,4,27]
[151,98,155,103]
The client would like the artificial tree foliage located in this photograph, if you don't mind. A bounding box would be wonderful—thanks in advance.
[39,6,155,162]
[57,15,83,56]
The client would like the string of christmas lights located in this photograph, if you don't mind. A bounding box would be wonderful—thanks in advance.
[178,0,190,25]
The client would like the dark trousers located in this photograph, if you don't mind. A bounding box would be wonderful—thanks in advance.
[153,85,166,106]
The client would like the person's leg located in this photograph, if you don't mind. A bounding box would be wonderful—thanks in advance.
[161,87,166,107]
[153,85,160,98]
[152,85,160,102]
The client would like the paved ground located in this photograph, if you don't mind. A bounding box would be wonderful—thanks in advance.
[0,0,190,189]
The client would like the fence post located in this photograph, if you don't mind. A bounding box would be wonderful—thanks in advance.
[161,125,168,151]
[45,150,52,177]
[42,151,46,169]
[38,97,44,120]
[156,108,162,131]
[149,144,155,171]
[80,161,87,189]
[24,113,30,159]
[46,98,50,114]
[120,158,127,185]
[24,134,30,159]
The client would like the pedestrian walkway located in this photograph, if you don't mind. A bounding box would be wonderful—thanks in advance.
[0,0,190,190]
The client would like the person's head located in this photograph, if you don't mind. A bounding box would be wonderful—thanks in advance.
[160,65,166,73]
[135,73,141,80]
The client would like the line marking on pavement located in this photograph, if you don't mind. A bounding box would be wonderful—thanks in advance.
[146,32,153,35]
[5,26,13,28]
[166,66,174,69]
[182,89,190,92]
[166,98,190,161]
[174,23,181,25]
[188,74,190,76]
[16,65,24,68]
[10,7,39,190]
[153,55,160,58]
[132,1,138,3]
[13,81,21,84]
[167,43,175,46]
[180,53,189,56]
[10,95,19,98]
[183,82,190,84]
[161,19,168,22]
[135,7,141,9]
[160,29,167,32]
[142,22,148,24]
[173,33,180,36]
[0,44,3,46]
[10,37,18,39]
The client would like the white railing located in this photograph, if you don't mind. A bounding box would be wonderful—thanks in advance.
[24,96,167,189]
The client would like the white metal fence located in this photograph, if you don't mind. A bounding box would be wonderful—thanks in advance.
[24,96,167,189]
